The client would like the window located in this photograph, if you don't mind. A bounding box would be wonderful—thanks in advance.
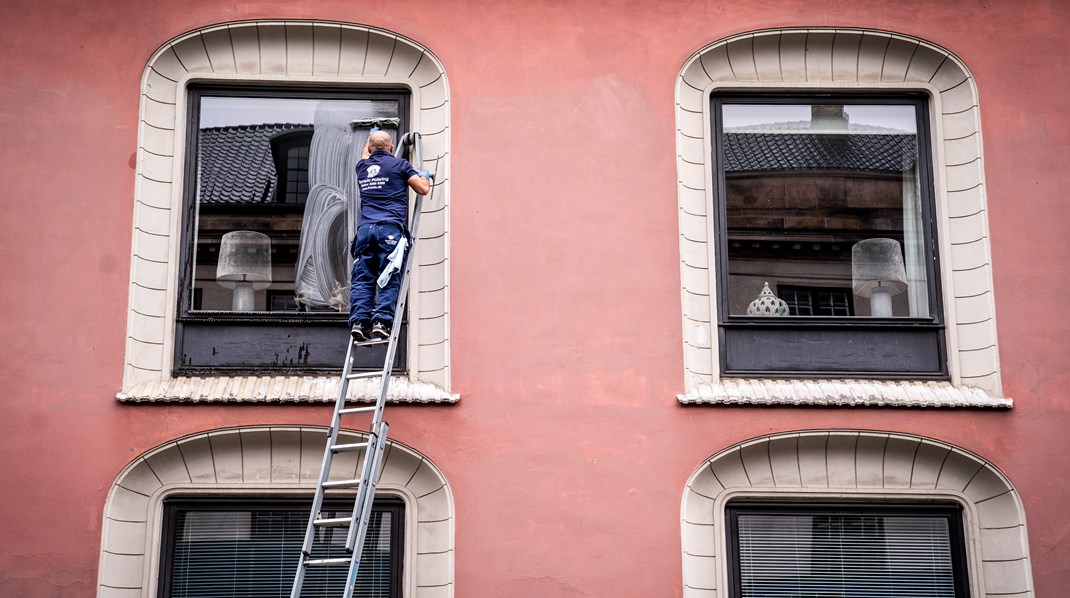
[778,285,854,317]
[159,497,403,598]
[123,22,455,400]
[175,85,411,374]
[726,502,969,598]
[711,94,946,378]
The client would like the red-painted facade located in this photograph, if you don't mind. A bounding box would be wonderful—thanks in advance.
[1,1,1068,596]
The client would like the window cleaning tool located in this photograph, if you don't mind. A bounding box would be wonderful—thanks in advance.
[348,116,401,132]
[290,132,433,598]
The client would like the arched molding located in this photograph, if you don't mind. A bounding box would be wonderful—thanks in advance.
[97,425,454,597]
[120,20,454,403]
[675,28,1004,405]
[681,430,1033,597]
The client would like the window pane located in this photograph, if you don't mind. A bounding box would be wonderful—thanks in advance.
[165,503,399,598]
[193,95,399,313]
[720,103,931,319]
[735,511,960,597]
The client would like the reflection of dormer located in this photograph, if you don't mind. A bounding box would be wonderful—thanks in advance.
[270,129,315,204]
[198,123,313,205]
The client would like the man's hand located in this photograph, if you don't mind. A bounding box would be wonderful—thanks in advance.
[407,172,431,196]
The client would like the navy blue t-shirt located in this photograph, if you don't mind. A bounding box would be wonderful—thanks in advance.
[355,149,419,228]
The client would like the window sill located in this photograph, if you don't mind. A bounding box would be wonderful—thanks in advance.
[117,375,459,404]
[678,379,1010,408]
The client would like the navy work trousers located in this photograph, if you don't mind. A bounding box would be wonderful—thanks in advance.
[348,222,406,327]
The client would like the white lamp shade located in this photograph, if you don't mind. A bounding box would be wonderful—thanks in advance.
[216,231,273,290]
[852,238,907,297]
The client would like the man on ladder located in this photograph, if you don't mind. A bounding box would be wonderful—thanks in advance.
[290,128,430,598]
[349,129,430,342]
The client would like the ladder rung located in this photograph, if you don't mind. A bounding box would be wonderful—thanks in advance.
[339,406,378,415]
[353,338,389,347]
[305,557,352,566]
[321,479,362,489]
[346,371,383,380]
[313,516,353,527]
[330,442,369,452]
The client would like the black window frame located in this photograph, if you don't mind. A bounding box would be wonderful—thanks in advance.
[175,84,411,375]
[158,496,405,598]
[725,500,971,598]
[711,92,947,379]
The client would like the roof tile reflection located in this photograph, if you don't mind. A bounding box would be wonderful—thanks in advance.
[197,123,312,204]
[723,122,918,173]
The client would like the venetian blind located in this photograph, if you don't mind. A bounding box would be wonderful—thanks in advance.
[732,508,963,598]
[164,501,400,598]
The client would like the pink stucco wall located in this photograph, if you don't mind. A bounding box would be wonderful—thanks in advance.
[1,0,1068,596]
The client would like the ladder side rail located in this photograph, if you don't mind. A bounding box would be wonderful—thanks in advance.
[366,192,422,433]
[366,132,425,432]
[290,340,359,598]
[343,422,390,598]
[342,425,378,558]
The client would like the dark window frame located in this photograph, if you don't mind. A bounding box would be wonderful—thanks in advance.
[158,496,405,598]
[725,500,971,598]
[175,84,411,375]
[711,92,947,379]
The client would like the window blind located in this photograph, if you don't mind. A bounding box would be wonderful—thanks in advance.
[729,505,966,598]
[162,500,401,598]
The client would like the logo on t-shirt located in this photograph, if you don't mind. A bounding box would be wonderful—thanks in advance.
[366,165,381,178]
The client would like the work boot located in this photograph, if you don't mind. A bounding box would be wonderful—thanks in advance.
[370,321,390,340]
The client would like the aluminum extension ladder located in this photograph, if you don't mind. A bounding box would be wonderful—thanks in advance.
[290,132,429,598]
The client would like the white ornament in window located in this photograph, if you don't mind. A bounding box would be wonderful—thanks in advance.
[747,282,789,316]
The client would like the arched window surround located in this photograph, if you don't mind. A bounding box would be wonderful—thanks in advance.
[674,28,1006,407]
[120,20,454,404]
[96,425,454,597]
[681,429,1034,597]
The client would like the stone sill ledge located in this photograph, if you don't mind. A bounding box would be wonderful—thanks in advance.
[117,375,459,404]
[678,379,1011,408]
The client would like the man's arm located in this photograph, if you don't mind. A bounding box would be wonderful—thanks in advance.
[407,174,431,196]
[360,138,373,160]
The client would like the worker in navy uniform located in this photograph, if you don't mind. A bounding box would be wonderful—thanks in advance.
[349,129,430,341]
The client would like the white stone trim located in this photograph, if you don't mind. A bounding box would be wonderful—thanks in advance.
[681,430,1034,597]
[122,20,452,402]
[96,425,454,597]
[117,374,458,403]
[679,379,1010,408]
[675,28,1003,403]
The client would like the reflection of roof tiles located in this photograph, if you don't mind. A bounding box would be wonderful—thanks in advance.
[197,123,312,204]
[723,129,918,173]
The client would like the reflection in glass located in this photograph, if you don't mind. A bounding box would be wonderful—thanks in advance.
[720,103,930,318]
[192,95,399,312]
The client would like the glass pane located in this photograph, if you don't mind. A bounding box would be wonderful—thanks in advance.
[192,95,399,313]
[168,505,396,598]
[720,103,931,318]
[736,512,957,597]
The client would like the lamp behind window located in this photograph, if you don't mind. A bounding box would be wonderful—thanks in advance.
[852,238,907,318]
[216,231,273,311]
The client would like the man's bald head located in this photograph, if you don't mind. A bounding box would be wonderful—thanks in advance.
[367,130,393,151]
